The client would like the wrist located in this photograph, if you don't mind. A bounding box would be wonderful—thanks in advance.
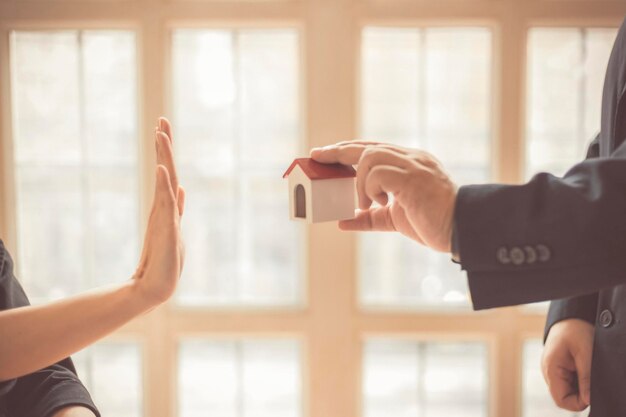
[128,278,161,313]
[554,318,595,330]
[443,184,458,254]
[450,225,460,262]
[548,318,594,342]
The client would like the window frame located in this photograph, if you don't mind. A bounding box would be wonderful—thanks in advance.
[356,22,497,312]
[1,1,625,417]
[8,27,143,302]
[165,21,309,311]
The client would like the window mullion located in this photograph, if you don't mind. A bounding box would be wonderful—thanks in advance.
[139,14,172,417]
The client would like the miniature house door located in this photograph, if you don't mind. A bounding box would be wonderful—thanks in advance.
[295,184,306,218]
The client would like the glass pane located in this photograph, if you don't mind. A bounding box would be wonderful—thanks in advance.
[526,28,617,178]
[178,339,302,417]
[172,29,303,306]
[360,27,492,309]
[363,339,488,417]
[522,340,585,417]
[10,30,139,302]
[73,342,143,417]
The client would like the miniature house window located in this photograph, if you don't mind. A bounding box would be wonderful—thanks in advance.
[294,184,306,218]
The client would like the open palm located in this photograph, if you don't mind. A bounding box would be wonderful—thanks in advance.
[133,118,186,305]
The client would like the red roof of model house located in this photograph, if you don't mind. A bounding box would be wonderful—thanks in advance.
[283,158,357,180]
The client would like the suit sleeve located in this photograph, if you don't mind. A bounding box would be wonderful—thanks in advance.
[543,294,599,343]
[456,133,626,310]
[543,135,601,341]
[0,241,100,417]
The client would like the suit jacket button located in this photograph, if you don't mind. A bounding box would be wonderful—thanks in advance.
[599,309,613,328]
[497,247,510,264]
[510,247,525,265]
[536,244,551,262]
[524,246,537,264]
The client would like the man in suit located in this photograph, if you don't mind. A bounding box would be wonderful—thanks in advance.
[311,16,626,416]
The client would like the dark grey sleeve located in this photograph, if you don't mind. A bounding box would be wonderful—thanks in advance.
[542,135,602,341]
[455,134,626,309]
[543,294,599,343]
[0,241,23,396]
[0,240,100,417]
[5,358,100,417]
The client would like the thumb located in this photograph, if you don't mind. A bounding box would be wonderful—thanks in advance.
[338,207,396,232]
[575,351,592,406]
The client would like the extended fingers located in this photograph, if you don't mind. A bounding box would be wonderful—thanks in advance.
[310,144,366,165]
[156,130,180,197]
[158,117,174,144]
[310,142,408,165]
[156,165,176,208]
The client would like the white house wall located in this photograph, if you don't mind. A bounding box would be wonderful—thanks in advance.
[311,177,356,223]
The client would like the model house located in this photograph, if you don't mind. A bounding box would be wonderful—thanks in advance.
[283,158,357,223]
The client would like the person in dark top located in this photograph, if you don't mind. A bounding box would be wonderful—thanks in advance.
[311,16,626,416]
[0,242,99,417]
[0,118,185,417]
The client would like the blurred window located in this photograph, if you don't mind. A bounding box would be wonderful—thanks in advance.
[526,28,618,178]
[360,27,492,309]
[178,339,302,417]
[10,30,139,302]
[363,339,488,417]
[171,29,303,307]
[73,342,143,417]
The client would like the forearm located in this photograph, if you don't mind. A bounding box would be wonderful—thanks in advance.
[457,143,626,308]
[0,280,151,381]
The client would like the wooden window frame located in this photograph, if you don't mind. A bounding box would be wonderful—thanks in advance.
[0,1,625,417]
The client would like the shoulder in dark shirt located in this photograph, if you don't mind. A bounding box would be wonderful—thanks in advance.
[0,239,100,417]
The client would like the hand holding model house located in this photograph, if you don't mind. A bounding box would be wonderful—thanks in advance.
[285,142,457,254]
[283,157,357,223]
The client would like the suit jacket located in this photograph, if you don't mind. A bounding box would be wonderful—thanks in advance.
[455,17,626,416]
[0,241,99,417]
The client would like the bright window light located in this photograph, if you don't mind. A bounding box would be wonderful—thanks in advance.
[359,27,492,309]
[171,29,303,307]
